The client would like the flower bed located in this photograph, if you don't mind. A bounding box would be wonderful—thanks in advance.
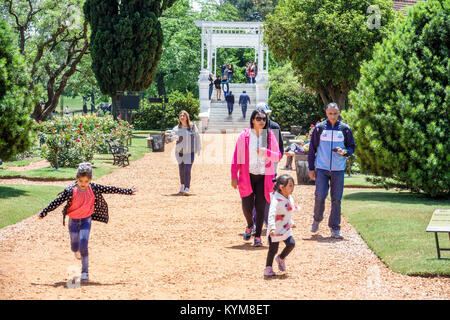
[35,115,133,168]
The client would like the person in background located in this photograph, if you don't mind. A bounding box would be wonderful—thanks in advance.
[238,90,251,120]
[167,110,202,196]
[208,73,214,100]
[225,91,235,118]
[214,75,222,100]
[282,140,306,170]
[221,75,229,98]
[227,64,234,83]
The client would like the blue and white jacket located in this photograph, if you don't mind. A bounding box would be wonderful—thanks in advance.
[308,120,355,172]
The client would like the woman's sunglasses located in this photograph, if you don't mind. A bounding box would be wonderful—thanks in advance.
[255,116,266,122]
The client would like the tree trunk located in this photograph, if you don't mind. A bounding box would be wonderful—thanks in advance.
[111,94,119,120]
[155,72,166,97]
[316,84,350,110]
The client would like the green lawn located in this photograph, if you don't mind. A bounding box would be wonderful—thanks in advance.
[344,174,380,188]
[0,184,64,229]
[0,134,150,180]
[341,189,450,276]
[2,157,43,168]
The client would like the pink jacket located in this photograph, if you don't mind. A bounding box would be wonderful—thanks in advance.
[231,128,281,203]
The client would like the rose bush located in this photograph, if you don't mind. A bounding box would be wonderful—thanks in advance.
[35,115,132,168]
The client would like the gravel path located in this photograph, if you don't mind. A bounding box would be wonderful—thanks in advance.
[0,134,448,299]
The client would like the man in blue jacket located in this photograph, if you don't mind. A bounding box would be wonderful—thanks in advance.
[308,102,355,239]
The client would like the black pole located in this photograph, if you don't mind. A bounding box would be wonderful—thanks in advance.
[435,232,441,259]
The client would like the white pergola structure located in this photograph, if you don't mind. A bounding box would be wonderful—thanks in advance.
[195,21,270,128]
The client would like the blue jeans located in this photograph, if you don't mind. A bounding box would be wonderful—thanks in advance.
[209,86,213,99]
[227,73,233,83]
[241,105,247,119]
[221,83,229,97]
[227,102,234,115]
[68,216,92,274]
[313,169,344,231]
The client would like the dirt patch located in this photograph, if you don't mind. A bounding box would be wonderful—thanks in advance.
[0,134,448,299]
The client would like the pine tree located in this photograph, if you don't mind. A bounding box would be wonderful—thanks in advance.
[84,0,177,117]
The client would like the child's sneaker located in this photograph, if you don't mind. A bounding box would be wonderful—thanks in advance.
[264,266,276,276]
[243,227,252,240]
[275,255,286,271]
[74,251,81,260]
[183,187,191,196]
[254,237,263,247]
[81,272,89,282]
[178,184,185,194]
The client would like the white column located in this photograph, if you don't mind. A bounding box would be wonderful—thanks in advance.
[214,47,217,75]
[207,32,212,71]
[201,33,205,70]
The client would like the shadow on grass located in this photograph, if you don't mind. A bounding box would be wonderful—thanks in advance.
[0,186,28,199]
[31,281,129,288]
[343,191,450,206]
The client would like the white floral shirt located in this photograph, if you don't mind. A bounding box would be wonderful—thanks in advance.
[267,191,300,242]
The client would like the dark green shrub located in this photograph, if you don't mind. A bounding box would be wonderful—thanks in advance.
[269,63,325,132]
[133,90,200,130]
[345,0,449,198]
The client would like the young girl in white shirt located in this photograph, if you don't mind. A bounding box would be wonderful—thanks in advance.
[264,174,299,276]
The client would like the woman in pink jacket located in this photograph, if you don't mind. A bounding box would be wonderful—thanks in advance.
[231,109,281,246]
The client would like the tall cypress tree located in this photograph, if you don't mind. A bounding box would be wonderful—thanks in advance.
[84,0,177,117]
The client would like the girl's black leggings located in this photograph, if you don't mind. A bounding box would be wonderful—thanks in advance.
[241,173,267,238]
[266,236,295,267]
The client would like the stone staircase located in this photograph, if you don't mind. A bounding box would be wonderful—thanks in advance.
[205,84,258,133]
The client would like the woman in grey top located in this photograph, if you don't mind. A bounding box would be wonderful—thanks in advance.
[168,110,202,196]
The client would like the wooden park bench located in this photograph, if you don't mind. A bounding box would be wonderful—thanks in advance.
[107,139,131,166]
[426,209,450,259]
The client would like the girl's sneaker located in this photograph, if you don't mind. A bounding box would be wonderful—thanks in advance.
[183,187,191,196]
[81,272,89,282]
[254,237,263,247]
[74,251,81,260]
[243,227,252,241]
[264,266,276,276]
[178,184,185,194]
[275,255,286,271]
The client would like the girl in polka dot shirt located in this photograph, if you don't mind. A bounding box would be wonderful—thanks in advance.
[38,162,137,282]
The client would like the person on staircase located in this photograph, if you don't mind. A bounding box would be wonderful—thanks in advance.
[225,91,235,118]
[221,75,229,98]
[238,91,251,120]
[214,75,222,100]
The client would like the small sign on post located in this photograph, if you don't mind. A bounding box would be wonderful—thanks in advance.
[426,209,450,259]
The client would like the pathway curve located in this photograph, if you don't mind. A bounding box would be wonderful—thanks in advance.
[0,134,448,299]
